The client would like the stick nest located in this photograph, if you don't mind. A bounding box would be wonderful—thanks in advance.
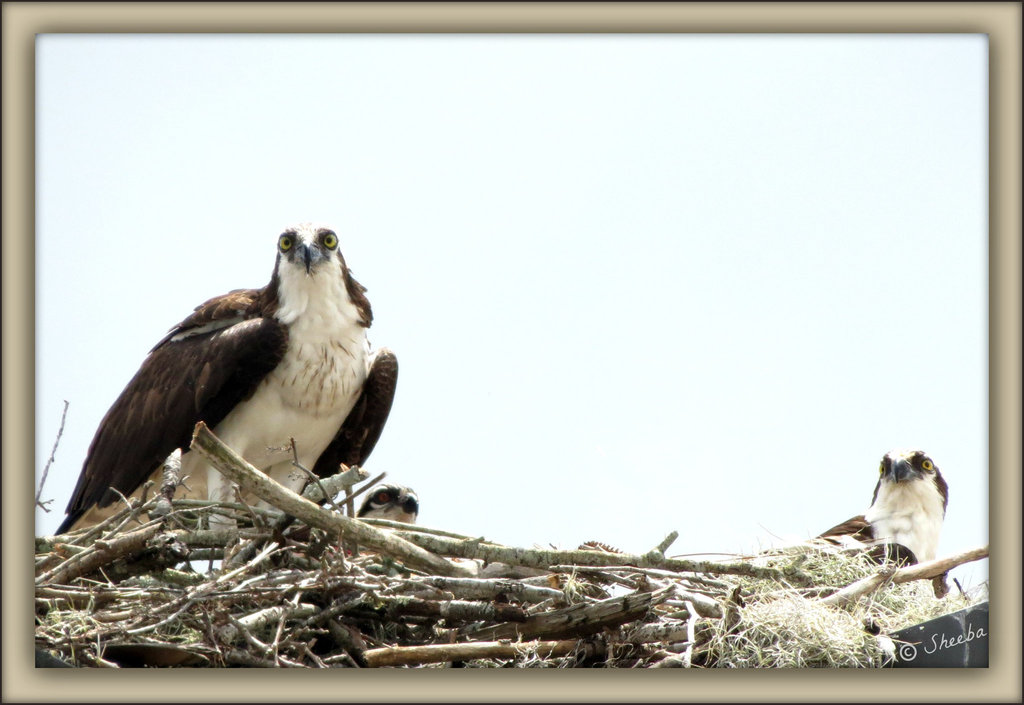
[34,429,988,668]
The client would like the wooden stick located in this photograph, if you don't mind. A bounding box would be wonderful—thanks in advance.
[150,449,182,519]
[390,576,565,605]
[464,585,674,642]
[364,639,584,668]
[124,542,282,636]
[36,400,69,509]
[889,546,989,585]
[217,603,320,644]
[820,545,989,608]
[35,523,163,586]
[190,422,472,578]
[304,464,369,504]
[364,519,476,540]
[395,532,811,584]
[622,621,692,645]
[682,600,698,668]
[655,531,679,555]
[548,565,723,617]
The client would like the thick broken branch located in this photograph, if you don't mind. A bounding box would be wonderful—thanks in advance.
[190,421,472,578]
[393,531,812,585]
[150,450,182,519]
[820,545,989,608]
[36,523,164,586]
[388,576,565,606]
[300,464,370,504]
[464,585,675,642]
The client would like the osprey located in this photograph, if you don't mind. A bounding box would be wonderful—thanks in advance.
[818,449,949,564]
[57,223,398,534]
[357,483,419,524]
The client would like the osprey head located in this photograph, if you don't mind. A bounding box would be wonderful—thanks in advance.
[269,222,372,327]
[357,483,419,524]
[276,223,341,276]
[872,449,949,514]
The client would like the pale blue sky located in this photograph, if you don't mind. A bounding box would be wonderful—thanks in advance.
[35,34,988,587]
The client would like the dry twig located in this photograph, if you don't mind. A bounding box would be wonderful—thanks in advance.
[37,400,70,511]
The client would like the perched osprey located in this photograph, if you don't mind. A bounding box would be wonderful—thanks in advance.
[818,449,949,564]
[57,223,398,534]
[356,483,419,524]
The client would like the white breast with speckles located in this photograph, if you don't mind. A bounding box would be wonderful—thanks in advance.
[188,263,373,504]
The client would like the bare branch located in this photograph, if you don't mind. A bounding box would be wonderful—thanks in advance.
[288,437,341,513]
[387,576,565,605]
[464,585,674,642]
[364,639,587,668]
[820,545,989,608]
[36,523,164,586]
[393,531,812,585]
[655,531,679,555]
[149,450,182,520]
[36,400,70,509]
[301,464,370,503]
[218,603,320,644]
[190,421,472,578]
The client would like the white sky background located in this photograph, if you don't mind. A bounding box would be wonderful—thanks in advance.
[35,34,988,589]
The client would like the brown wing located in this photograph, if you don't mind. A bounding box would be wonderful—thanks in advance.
[150,288,261,350]
[818,515,874,543]
[312,348,398,477]
[817,516,919,566]
[58,290,287,533]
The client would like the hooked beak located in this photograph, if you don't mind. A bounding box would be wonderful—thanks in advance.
[888,456,915,483]
[296,243,323,274]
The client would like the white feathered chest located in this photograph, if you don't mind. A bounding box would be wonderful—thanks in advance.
[865,479,946,562]
[209,261,371,473]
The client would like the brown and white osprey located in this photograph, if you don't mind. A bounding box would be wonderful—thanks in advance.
[818,449,949,564]
[57,223,398,533]
[357,483,419,524]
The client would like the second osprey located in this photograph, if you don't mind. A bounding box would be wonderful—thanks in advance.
[818,449,948,564]
[58,223,398,533]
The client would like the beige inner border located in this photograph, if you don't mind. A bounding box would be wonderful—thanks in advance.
[3,2,1020,702]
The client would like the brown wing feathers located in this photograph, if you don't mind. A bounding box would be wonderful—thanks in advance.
[818,515,874,543]
[58,292,287,533]
[150,289,260,350]
[817,514,918,565]
[312,349,398,476]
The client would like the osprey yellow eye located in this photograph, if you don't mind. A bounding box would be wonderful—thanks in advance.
[921,459,934,471]
[375,490,391,504]
[322,232,338,250]
[279,235,293,252]
[879,462,885,475]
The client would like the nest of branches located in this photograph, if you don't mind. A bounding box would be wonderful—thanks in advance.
[35,423,988,669]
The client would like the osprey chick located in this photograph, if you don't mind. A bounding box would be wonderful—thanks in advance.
[58,223,398,533]
[819,449,949,564]
[357,483,419,524]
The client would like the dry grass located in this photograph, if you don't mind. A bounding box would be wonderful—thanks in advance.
[698,544,976,668]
